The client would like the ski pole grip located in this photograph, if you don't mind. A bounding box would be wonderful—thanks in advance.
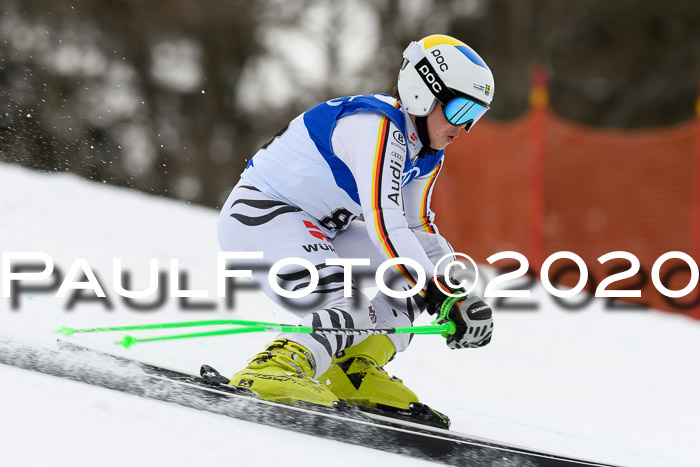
[438,295,462,321]
[434,295,463,337]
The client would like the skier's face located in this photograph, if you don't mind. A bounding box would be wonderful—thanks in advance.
[427,103,468,150]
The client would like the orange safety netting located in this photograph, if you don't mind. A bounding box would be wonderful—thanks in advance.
[434,111,700,319]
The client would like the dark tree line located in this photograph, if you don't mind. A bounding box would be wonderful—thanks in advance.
[1,0,698,208]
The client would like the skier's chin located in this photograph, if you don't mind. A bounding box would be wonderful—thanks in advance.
[434,139,450,151]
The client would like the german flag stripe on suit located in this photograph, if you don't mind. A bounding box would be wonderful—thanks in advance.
[371,112,420,289]
[419,159,442,233]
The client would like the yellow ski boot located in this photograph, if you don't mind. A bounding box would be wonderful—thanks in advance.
[320,335,416,409]
[320,335,450,428]
[229,338,339,408]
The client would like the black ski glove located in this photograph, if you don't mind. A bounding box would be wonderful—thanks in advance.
[424,276,493,349]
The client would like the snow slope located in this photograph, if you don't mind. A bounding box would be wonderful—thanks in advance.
[2,162,700,467]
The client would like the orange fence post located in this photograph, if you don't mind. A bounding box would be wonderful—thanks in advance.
[529,64,548,271]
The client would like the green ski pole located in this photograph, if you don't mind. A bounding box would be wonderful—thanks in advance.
[54,319,286,336]
[114,322,455,349]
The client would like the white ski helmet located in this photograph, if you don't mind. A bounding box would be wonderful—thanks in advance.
[398,34,494,126]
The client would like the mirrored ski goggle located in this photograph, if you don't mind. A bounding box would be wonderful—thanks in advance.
[443,97,489,127]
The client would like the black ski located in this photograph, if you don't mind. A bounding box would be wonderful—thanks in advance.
[0,337,615,467]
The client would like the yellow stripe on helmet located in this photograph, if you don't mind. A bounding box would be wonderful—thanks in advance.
[422,34,467,49]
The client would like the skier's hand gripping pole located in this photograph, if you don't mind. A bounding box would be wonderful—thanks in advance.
[425,276,494,349]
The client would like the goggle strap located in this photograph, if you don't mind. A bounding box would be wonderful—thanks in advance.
[402,41,457,106]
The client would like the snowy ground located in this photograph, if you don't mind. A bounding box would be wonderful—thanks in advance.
[1,162,700,467]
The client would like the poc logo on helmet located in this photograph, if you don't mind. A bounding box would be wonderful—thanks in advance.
[418,64,443,94]
[430,49,448,72]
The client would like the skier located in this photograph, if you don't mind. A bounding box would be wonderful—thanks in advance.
[218,34,494,418]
